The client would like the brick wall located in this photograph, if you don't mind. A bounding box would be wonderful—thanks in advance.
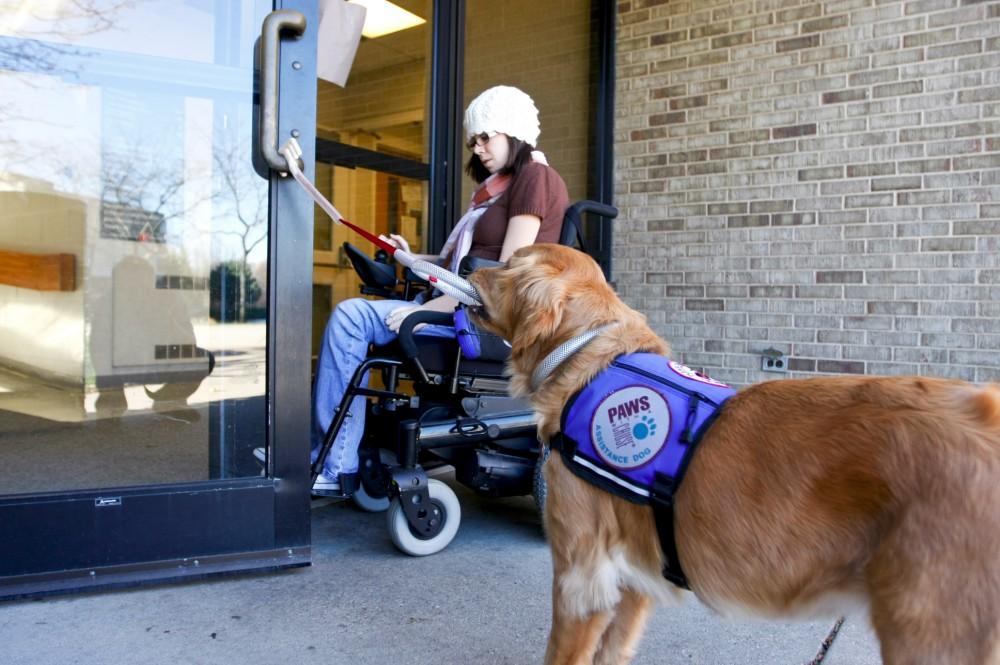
[615,0,1000,386]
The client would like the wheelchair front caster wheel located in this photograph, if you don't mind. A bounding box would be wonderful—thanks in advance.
[352,479,390,512]
[387,478,461,556]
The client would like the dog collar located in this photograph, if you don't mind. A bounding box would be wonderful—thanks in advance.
[531,323,619,392]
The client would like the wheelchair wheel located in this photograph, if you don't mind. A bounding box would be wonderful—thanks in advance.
[352,479,390,512]
[387,478,461,556]
[352,448,391,512]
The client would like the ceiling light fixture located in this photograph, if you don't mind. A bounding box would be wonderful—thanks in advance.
[347,0,426,39]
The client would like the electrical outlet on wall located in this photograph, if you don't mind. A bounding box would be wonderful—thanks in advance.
[761,348,788,373]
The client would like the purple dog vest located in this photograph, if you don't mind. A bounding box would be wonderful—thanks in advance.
[550,353,735,588]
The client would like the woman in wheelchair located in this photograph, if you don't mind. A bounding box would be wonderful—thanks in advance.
[309,85,569,496]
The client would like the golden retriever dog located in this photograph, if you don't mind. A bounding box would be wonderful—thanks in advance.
[467,243,1000,665]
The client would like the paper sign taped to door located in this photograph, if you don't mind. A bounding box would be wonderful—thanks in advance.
[317,0,366,87]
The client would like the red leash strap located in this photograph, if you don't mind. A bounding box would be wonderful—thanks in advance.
[338,217,398,255]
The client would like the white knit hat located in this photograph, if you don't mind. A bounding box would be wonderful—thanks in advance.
[463,85,540,147]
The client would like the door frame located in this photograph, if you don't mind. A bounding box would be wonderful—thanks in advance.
[0,0,316,600]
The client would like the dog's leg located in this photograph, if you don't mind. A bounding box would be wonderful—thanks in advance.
[871,587,1000,665]
[870,582,1000,665]
[592,588,654,665]
[544,581,613,665]
[867,506,1000,665]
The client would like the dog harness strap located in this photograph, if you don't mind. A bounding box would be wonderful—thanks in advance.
[651,473,689,589]
[549,432,575,455]
[553,353,735,588]
[551,432,653,505]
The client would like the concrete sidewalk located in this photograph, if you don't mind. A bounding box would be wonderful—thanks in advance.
[0,473,882,664]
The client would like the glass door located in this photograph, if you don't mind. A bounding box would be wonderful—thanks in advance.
[0,0,316,597]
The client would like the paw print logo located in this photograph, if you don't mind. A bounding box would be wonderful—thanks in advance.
[632,415,657,441]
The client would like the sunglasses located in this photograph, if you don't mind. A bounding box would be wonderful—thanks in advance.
[466,131,498,150]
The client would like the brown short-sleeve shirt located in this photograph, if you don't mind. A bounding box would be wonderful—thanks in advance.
[466,162,570,262]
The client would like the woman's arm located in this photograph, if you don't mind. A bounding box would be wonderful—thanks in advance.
[498,214,542,262]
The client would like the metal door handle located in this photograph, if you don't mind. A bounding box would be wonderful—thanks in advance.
[259,9,307,172]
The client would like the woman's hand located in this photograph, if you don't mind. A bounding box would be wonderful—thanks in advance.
[384,295,458,333]
[379,233,411,254]
[379,233,439,262]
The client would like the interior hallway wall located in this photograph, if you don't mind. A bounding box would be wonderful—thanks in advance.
[464,0,594,205]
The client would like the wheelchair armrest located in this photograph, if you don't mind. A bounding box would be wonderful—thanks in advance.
[402,266,430,286]
[458,255,503,278]
[401,267,430,300]
[397,310,454,360]
[567,200,618,220]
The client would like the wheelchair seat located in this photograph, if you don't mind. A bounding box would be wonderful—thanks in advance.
[373,335,508,383]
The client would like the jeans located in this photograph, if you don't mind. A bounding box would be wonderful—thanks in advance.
[311,296,454,478]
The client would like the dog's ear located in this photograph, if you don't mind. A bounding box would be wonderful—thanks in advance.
[503,246,573,349]
[518,267,567,348]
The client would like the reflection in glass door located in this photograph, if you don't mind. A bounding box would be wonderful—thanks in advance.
[0,0,272,494]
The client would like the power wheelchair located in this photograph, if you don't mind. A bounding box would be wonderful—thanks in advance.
[313,201,617,556]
